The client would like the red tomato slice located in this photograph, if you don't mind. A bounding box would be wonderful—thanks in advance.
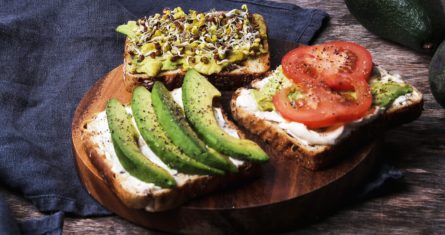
[336,75,372,122]
[281,41,373,91]
[272,86,341,128]
[272,78,372,129]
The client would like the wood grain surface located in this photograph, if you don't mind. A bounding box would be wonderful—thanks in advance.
[2,0,445,234]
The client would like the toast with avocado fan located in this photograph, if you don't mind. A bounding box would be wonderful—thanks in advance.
[81,70,268,212]
[230,42,423,170]
[117,5,270,91]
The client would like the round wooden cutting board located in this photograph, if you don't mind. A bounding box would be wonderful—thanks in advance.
[72,65,379,235]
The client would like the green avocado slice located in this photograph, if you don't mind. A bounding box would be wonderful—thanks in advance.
[371,81,413,107]
[182,69,269,163]
[116,21,137,39]
[131,86,224,176]
[106,98,176,188]
[151,82,237,172]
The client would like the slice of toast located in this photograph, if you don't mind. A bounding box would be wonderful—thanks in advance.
[122,13,270,91]
[81,100,259,212]
[230,67,423,170]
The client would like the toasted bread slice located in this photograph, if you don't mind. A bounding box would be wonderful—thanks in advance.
[230,68,423,170]
[81,103,259,212]
[123,13,270,91]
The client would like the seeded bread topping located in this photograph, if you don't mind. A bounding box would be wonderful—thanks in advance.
[117,5,268,76]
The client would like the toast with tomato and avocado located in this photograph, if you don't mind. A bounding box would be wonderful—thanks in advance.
[81,69,268,211]
[231,41,423,170]
[116,5,270,91]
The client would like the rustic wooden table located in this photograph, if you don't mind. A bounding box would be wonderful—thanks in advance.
[2,0,444,234]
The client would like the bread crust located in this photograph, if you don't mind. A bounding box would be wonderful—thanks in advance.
[230,87,423,170]
[123,13,270,92]
[81,110,260,212]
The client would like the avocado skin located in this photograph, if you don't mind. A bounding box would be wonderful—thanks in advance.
[345,0,445,53]
[131,86,224,175]
[106,98,176,188]
[151,82,237,172]
[182,69,269,163]
[429,40,445,108]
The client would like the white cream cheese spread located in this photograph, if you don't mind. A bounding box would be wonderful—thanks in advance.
[236,66,413,146]
[370,66,419,107]
[86,89,244,195]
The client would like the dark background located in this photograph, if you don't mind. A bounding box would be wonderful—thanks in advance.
[1,0,444,234]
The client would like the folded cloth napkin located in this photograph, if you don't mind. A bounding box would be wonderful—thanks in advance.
[0,197,20,235]
[0,0,327,233]
[0,196,64,235]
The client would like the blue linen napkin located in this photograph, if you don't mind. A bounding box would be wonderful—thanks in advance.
[0,0,328,233]
[0,197,20,235]
[0,197,64,235]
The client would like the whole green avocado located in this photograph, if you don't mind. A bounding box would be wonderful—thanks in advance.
[345,0,445,53]
[429,40,445,108]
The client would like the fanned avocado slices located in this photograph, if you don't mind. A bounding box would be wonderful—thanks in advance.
[182,69,269,163]
[151,82,237,172]
[131,86,224,176]
[106,98,176,188]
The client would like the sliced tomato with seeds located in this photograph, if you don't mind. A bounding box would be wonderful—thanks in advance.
[273,85,340,128]
[281,41,373,91]
[335,75,373,122]
[272,77,372,129]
